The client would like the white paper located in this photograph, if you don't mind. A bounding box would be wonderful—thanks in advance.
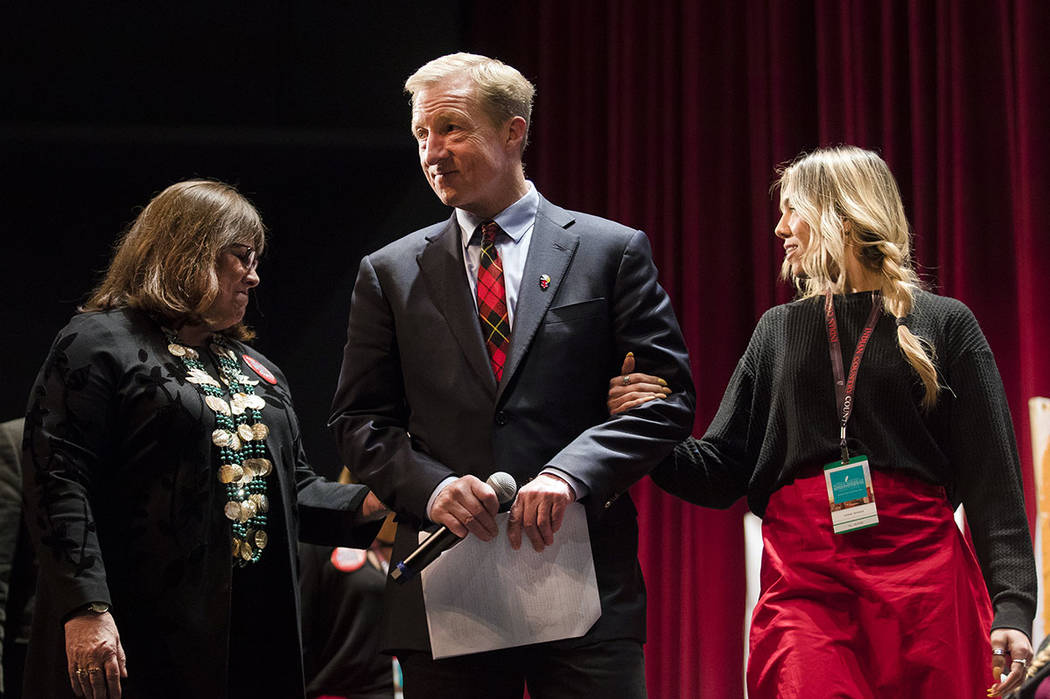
[420,503,601,659]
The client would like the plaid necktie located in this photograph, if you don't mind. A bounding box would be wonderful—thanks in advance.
[476,221,511,381]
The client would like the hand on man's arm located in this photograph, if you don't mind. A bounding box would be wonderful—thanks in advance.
[608,353,671,415]
[359,491,390,522]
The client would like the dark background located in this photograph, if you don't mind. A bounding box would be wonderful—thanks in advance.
[1,3,477,477]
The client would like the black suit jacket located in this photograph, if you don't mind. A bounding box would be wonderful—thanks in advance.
[330,195,695,653]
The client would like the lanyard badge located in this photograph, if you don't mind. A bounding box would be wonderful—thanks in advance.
[824,456,878,533]
[822,291,882,534]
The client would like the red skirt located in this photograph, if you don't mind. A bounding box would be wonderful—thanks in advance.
[747,468,993,698]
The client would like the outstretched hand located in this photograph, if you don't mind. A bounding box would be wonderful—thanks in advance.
[607,352,671,415]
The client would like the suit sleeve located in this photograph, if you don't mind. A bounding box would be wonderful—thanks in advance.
[648,361,757,510]
[329,255,455,522]
[546,229,696,516]
[647,308,780,509]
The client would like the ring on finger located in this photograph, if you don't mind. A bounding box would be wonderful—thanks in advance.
[622,375,630,385]
[1012,658,1029,665]
[992,648,1007,656]
[87,667,103,673]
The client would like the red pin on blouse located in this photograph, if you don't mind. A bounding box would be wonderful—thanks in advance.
[242,354,277,384]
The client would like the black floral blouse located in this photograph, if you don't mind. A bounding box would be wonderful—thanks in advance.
[22,308,377,698]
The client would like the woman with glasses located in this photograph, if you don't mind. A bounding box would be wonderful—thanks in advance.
[21,180,387,699]
[608,146,1036,697]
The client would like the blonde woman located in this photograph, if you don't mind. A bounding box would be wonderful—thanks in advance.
[609,146,1036,697]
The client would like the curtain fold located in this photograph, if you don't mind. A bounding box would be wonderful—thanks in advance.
[472,2,1049,695]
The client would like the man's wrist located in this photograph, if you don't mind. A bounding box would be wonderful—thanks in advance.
[426,476,459,521]
[538,470,578,501]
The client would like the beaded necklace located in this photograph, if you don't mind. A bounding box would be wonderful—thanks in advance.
[166,331,272,566]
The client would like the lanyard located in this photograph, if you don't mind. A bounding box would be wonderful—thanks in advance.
[824,290,883,464]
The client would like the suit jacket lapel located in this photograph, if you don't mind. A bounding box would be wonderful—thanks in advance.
[417,215,498,394]
[497,197,578,404]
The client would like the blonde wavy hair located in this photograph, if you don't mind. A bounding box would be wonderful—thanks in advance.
[405,52,536,153]
[1027,639,1050,680]
[83,179,265,341]
[775,146,939,409]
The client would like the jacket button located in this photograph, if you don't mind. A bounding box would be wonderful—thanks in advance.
[495,411,508,426]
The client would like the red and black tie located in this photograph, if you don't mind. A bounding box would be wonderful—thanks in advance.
[476,221,511,381]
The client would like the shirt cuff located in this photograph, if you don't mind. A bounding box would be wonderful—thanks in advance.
[540,467,587,501]
[426,476,458,521]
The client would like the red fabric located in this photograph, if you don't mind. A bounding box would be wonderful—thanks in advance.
[471,2,1050,696]
[749,468,992,698]
[477,221,510,381]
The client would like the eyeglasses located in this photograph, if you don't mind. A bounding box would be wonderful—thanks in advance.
[227,243,259,271]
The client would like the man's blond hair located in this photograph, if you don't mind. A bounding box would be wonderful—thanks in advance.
[405,52,535,152]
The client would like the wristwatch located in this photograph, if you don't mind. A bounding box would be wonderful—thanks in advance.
[78,601,111,615]
[64,601,111,623]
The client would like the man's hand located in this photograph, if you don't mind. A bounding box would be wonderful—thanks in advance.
[507,473,576,552]
[65,611,127,698]
[607,352,670,415]
[429,475,499,541]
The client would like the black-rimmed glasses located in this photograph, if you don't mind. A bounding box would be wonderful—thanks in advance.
[227,243,259,271]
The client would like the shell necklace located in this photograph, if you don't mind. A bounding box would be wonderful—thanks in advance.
[166,332,272,566]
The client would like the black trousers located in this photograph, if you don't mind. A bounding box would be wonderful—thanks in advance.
[397,638,646,699]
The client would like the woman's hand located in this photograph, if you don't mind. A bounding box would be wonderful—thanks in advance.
[360,491,390,521]
[987,627,1033,696]
[607,352,671,415]
[64,611,127,698]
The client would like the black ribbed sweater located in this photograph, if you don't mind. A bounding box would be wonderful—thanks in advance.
[651,290,1037,635]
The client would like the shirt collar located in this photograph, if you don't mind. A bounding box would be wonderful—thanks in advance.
[457,181,538,247]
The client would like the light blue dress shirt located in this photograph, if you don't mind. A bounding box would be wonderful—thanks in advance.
[425,182,588,520]
[454,181,538,329]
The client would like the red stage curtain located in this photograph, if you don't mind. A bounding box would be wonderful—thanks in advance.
[472,2,1050,696]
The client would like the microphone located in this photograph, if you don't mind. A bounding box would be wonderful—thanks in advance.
[390,471,517,584]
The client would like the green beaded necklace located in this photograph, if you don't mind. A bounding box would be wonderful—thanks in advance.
[166,332,272,566]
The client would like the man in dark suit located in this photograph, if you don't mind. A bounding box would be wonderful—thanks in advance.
[329,52,694,699]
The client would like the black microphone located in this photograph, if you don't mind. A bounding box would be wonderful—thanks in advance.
[390,471,517,584]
